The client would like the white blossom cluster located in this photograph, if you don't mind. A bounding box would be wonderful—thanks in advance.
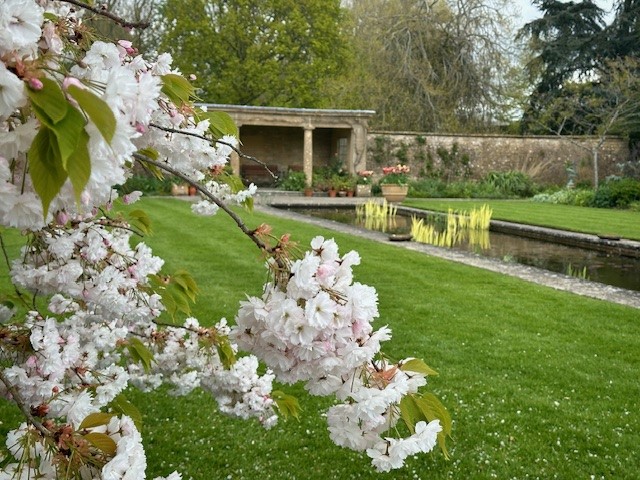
[0,0,255,231]
[129,317,277,428]
[232,236,441,471]
[0,205,275,477]
[0,0,447,477]
[2,416,147,480]
[1,216,276,478]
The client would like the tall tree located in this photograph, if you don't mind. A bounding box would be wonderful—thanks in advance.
[604,0,640,58]
[531,58,640,187]
[518,0,640,161]
[335,0,519,132]
[159,0,350,107]
[519,0,606,96]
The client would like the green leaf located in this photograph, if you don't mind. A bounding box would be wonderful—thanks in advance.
[26,77,68,123]
[109,394,143,432]
[30,102,55,128]
[28,127,67,219]
[167,283,192,315]
[127,209,153,235]
[67,84,116,143]
[161,290,178,318]
[161,73,196,106]
[136,147,159,161]
[84,432,117,456]
[399,394,422,435]
[400,358,439,376]
[272,390,301,420]
[127,337,154,373]
[66,129,91,203]
[51,104,85,167]
[79,412,115,430]
[217,172,244,194]
[198,110,239,139]
[414,393,453,459]
[216,336,236,369]
[172,270,199,302]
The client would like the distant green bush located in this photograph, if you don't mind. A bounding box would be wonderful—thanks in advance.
[591,177,640,208]
[532,188,595,206]
[116,175,174,195]
[277,170,307,191]
[409,172,540,199]
[483,171,537,198]
[532,177,640,209]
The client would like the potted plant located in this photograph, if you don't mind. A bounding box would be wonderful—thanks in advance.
[278,170,307,193]
[379,164,410,202]
[356,170,374,197]
[328,175,343,197]
[344,176,357,197]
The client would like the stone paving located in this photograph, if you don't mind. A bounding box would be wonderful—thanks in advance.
[254,190,640,309]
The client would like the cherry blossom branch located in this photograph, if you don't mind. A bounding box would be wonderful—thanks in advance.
[60,0,150,29]
[0,369,50,438]
[148,122,278,179]
[0,232,29,307]
[132,153,273,254]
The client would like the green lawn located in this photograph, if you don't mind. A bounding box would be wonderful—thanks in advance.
[403,198,640,240]
[1,198,639,479]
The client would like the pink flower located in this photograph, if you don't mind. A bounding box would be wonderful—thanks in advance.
[28,78,43,90]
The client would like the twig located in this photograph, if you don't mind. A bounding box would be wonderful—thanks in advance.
[60,0,150,30]
[0,369,51,438]
[132,153,273,254]
[148,122,278,180]
[0,232,29,307]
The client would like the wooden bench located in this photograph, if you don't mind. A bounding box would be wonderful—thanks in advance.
[241,164,281,186]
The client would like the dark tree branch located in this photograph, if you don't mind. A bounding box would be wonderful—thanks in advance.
[60,0,150,29]
[0,369,51,438]
[132,153,273,255]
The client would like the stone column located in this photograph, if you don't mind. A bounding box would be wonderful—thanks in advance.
[303,126,314,187]
[351,124,366,173]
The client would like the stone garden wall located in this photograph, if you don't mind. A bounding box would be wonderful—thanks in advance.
[366,132,630,185]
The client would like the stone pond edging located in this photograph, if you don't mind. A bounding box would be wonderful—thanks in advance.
[255,195,640,310]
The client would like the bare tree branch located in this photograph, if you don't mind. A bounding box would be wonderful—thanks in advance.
[60,0,150,29]
[132,153,275,255]
[0,369,51,438]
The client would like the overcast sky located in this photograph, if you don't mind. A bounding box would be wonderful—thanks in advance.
[513,0,616,27]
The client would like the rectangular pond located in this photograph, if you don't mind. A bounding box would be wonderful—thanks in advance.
[288,206,640,293]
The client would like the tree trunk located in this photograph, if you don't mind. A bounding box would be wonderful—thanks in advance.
[593,149,599,189]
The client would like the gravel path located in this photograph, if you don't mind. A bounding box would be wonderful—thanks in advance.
[256,201,640,310]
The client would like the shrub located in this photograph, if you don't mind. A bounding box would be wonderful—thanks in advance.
[590,177,640,208]
[532,188,594,206]
[117,175,174,195]
[483,171,537,198]
[277,170,307,191]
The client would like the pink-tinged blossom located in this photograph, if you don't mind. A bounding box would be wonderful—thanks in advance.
[122,190,142,204]
[40,21,63,54]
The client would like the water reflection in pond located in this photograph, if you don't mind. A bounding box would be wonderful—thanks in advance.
[289,207,640,293]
